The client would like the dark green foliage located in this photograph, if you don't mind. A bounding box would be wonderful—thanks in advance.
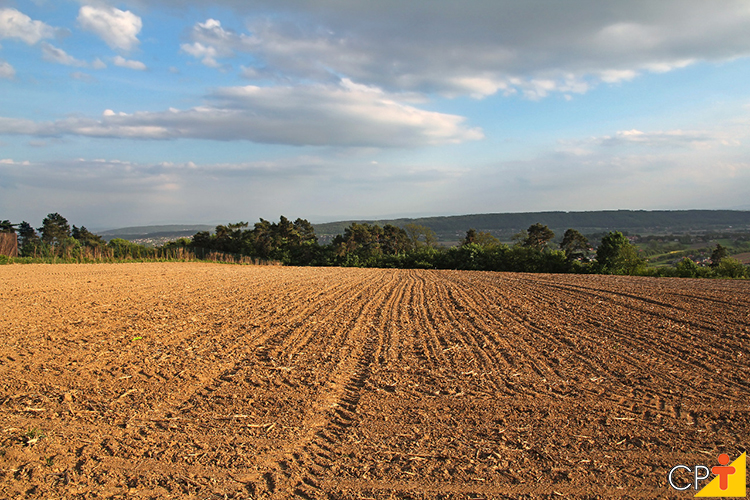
[185,216,319,265]
[523,223,554,250]
[108,238,141,259]
[595,231,647,275]
[333,222,383,261]
[462,228,499,248]
[7,212,747,279]
[1,220,16,233]
[382,224,411,254]
[463,228,478,246]
[72,225,105,247]
[404,223,437,249]
[475,231,501,248]
[191,231,213,249]
[714,258,747,278]
[674,258,701,278]
[710,244,728,268]
[17,222,41,257]
[560,228,590,261]
[39,213,71,247]
[330,222,412,265]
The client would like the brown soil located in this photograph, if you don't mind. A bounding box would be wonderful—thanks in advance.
[1,263,748,499]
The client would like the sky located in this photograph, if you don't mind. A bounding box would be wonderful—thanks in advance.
[1,1,750,229]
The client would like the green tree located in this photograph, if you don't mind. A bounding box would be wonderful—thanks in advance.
[58,236,82,259]
[107,238,134,258]
[333,223,383,259]
[523,223,554,250]
[191,231,214,251]
[560,228,589,261]
[512,229,528,247]
[715,258,746,278]
[381,224,410,254]
[404,223,437,250]
[710,244,728,268]
[595,231,647,275]
[674,258,700,278]
[0,220,16,233]
[475,231,501,248]
[72,225,105,247]
[17,222,41,256]
[39,213,71,247]
[293,218,317,244]
[462,228,478,246]
[250,219,274,258]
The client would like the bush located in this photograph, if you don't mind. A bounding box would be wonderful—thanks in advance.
[675,258,700,278]
[595,232,647,275]
[715,258,747,278]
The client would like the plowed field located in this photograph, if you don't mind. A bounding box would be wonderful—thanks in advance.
[1,263,748,499]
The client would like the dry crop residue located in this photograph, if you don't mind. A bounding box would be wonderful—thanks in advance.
[0,263,748,499]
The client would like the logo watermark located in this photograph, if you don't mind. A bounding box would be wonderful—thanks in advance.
[668,452,746,497]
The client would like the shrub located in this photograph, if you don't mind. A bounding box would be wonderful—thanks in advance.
[675,258,700,278]
[715,258,747,278]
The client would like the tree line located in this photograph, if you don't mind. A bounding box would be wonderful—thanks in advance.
[1,214,747,278]
[161,216,747,277]
[0,214,254,263]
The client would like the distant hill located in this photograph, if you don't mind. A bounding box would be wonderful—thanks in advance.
[313,210,750,243]
[99,211,750,245]
[98,224,214,243]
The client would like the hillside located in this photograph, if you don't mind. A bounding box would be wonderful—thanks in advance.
[97,211,750,245]
[98,225,215,245]
[312,210,750,242]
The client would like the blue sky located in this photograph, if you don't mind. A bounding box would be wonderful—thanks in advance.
[1,0,750,228]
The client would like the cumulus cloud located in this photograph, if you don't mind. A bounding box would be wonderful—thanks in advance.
[0,81,482,147]
[166,1,750,99]
[181,41,222,68]
[0,60,14,79]
[77,5,142,51]
[113,55,146,70]
[0,8,56,45]
[41,42,87,67]
[180,18,238,67]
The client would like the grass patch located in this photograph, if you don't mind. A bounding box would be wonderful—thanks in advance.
[23,428,46,446]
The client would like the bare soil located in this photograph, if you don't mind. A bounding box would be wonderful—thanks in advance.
[1,263,748,499]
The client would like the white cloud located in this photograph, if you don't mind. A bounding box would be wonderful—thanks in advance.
[598,69,639,83]
[556,126,745,160]
[71,71,96,82]
[77,5,142,51]
[0,60,14,79]
[180,42,221,68]
[113,55,146,70]
[41,42,87,67]
[0,81,483,147]
[0,155,473,227]
[597,129,742,150]
[160,1,750,99]
[0,158,30,165]
[180,18,250,68]
[91,58,107,69]
[0,8,55,45]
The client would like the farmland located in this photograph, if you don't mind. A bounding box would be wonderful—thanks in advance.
[1,263,748,499]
